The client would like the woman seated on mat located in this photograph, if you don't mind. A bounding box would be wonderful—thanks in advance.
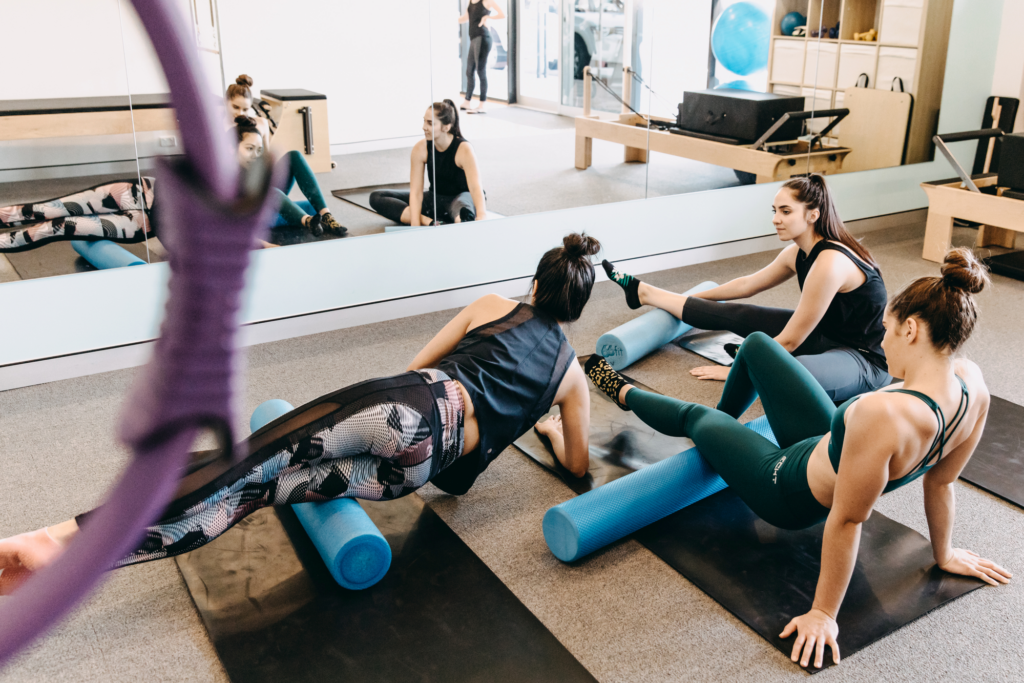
[0,178,155,253]
[603,174,890,402]
[233,116,345,238]
[0,233,597,592]
[586,247,1011,669]
[225,74,272,151]
[369,100,488,226]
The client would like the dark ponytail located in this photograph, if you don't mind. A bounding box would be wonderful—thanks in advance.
[226,74,254,101]
[533,233,602,322]
[432,99,464,140]
[232,115,260,143]
[782,174,877,269]
[888,247,990,352]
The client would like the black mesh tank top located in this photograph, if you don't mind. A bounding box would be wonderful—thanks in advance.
[431,303,576,494]
[796,240,887,368]
[426,137,471,196]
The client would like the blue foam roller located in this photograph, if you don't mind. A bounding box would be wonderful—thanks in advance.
[596,281,719,370]
[543,416,775,562]
[71,240,145,269]
[250,399,392,590]
[272,199,314,227]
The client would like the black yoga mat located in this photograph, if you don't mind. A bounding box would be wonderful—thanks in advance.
[331,182,408,213]
[513,361,984,672]
[959,395,1024,509]
[676,328,744,367]
[176,495,596,683]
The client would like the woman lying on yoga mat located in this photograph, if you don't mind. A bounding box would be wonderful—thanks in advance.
[369,100,488,226]
[604,174,890,402]
[0,178,155,253]
[587,247,1011,668]
[233,116,345,237]
[0,233,597,593]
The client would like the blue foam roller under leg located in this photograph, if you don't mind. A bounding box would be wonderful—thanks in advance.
[250,399,392,590]
[543,416,775,562]
[71,240,145,269]
[596,281,719,370]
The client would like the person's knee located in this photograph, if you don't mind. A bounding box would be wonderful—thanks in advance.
[368,191,384,212]
[738,331,774,360]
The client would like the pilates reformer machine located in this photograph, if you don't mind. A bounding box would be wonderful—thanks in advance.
[921,123,1024,276]
[574,66,851,183]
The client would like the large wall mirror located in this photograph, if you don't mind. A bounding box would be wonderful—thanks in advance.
[0,0,1019,372]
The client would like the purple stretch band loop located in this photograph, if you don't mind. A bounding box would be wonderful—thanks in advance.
[0,0,284,665]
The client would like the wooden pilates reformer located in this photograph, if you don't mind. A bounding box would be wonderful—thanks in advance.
[0,94,177,142]
[574,66,851,183]
[921,128,1024,263]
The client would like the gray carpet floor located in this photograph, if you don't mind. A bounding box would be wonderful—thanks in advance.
[1,218,1022,682]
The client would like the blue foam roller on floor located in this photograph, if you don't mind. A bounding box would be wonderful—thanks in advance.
[250,399,392,590]
[595,281,719,370]
[272,200,314,227]
[71,240,146,269]
[543,416,775,562]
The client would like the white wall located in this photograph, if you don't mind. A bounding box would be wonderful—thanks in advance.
[642,0,713,119]
[218,0,460,148]
[991,0,1024,132]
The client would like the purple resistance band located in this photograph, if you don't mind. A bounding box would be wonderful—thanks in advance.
[0,0,284,664]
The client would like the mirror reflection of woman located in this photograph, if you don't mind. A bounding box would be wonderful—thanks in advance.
[233,116,345,240]
[458,0,505,114]
[369,101,487,227]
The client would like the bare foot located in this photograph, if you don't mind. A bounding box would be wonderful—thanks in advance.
[690,365,730,381]
[459,100,473,110]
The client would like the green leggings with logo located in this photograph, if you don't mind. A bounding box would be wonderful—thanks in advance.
[624,332,834,529]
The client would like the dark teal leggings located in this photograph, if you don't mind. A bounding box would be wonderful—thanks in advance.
[275,151,328,226]
[625,332,834,529]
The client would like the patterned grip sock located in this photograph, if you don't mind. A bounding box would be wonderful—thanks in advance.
[602,259,642,309]
[584,355,631,411]
[320,212,347,236]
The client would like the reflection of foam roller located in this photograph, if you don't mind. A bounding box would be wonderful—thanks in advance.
[543,416,775,562]
[71,240,145,269]
[250,399,392,590]
[596,281,718,370]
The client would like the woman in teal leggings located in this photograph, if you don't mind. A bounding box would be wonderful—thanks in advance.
[585,248,1011,668]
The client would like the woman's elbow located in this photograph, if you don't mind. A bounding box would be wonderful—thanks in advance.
[568,459,589,478]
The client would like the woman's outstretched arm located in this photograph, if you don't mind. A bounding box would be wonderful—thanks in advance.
[536,362,590,477]
[781,395,892,668]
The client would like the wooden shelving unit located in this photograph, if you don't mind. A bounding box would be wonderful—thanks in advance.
[765,0,954,164]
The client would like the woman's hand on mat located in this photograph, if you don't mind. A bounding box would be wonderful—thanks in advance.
[938,548,1013,586]
[535,415,563,437]
[780,608,840,668]
[690,365,730,381]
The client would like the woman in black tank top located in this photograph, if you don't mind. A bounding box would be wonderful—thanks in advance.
[458,0,505,114]
[603,174,891,402]
[369,100,489,227]
[1,234,600,583]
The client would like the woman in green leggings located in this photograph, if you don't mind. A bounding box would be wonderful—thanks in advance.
[585,248,1011,668]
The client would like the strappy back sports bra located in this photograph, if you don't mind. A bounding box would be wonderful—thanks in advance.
[828,376,970,493]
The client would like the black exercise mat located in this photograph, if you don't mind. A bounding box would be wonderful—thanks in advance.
[514,357,689,494]
[332,182,408,212]
[266,224,347,246]
[635,489,983,672]
[513,362,985,671]
[676,328,744,367]
[959,395,1024,508]
[176,495,596,683]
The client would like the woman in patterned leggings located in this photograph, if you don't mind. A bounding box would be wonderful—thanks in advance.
[0,232,600,588]
[0,177,154,252]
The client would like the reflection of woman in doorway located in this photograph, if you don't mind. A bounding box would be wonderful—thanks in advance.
[369,101,488,226]
[458,0,505,114]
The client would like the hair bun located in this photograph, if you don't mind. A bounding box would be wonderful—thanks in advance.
[941,247,989,294]
[235,74,253,87]
[233,114,257,127]
[562,232,601,259]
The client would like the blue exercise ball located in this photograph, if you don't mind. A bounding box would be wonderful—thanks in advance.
[780,11,805,37]
[715,80,754,91]
[711,2,770,76]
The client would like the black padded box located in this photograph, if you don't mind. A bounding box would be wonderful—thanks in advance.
[997,132,1024,191]
[677,89,805,143]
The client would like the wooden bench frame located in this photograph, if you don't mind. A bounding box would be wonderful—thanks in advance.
[921,175,1023,262]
